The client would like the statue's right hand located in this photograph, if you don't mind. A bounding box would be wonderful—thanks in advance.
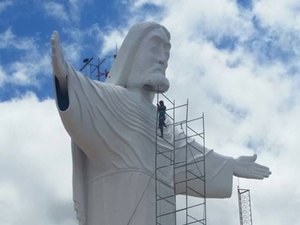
[51,31,68,90]
[233,154,271,179]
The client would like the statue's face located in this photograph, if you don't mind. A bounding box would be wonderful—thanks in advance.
[127,27,171,93]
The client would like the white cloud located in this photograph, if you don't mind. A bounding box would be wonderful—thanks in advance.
[251,0,300,60]
[43,0,90,25]
[0,0,13,15]
[0,28,36,50]
[253,0,300,30]
[133,0,255,42]
[44,1,69,22]
[8,55,49,86]
[68,0,81,23]
[0,94,77,225]
[0,28,50,87]
[101,28,127,55]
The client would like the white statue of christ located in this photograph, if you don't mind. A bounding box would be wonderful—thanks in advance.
[51,22,271,225]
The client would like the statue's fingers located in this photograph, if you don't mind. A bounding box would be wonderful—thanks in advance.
[254,166,270,174]
[51,31,67,76]
[51,31,60,54]
[51,31,64,63]
[253,173,265,179]
[51,31,59,44]
[254,167,271,178]
[254,163,270,171]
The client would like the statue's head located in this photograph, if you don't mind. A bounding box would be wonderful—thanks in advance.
[106,22,171,94]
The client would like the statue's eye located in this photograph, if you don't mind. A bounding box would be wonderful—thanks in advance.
[151,46,159,53]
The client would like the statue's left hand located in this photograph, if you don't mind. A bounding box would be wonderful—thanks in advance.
[233,154,271,179]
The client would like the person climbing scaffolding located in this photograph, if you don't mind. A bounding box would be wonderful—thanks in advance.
[157,100,166,138]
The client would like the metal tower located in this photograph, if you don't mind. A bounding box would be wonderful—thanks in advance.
[237,186,253,225]
[155,93,207,225]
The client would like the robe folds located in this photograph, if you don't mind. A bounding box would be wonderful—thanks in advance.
[54,65,234,225]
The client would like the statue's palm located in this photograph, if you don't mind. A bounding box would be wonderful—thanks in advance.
[233,154,271,179]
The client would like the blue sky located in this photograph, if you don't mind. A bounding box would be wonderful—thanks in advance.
[1,0,300,225]
[0,0,267,101]
[0,0,135,100]
[0,1,170,101]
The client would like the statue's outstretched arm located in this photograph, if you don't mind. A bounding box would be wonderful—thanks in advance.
[188,139,271,180]
[233,154,271,179]
[175,138,271,198]
[51,31,68,93]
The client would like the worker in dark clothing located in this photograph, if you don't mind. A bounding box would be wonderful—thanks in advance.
[157,100,166,138]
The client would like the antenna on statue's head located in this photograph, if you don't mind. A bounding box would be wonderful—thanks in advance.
[96,58,106,81]
[80,57,93,71]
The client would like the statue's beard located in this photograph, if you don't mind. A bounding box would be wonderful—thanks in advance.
[142,74,169,93]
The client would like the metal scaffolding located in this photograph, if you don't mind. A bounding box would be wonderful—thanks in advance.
[155,93,207,225]
[237,187,253,225]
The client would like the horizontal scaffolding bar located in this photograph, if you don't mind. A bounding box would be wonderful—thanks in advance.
[156,157,205,170]
[188,170,205,181]
[187,125,204,138]
[186,143,205,154]
[155,151,174,163]
[187,215,206,225]
[158,137,175,146]
[175,177,204,186]
[157,209,177,218]
[184,202,206,211]
[156,170,173,183]
[187,186,205,198]
[155,178,174,190]
[156,194,176,206]
[174,174,205,185]
[171,117,203,128]
[156,194,176,203]
[174,158,205,169]
[175,132,204,142]
[165,103,188,112]
[156,148,174,155]
[156,164,174,170]
[184,218,206,225]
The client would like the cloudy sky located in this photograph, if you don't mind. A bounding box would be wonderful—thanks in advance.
[1,0,300,224]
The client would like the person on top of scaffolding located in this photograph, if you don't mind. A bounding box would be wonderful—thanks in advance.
[157,100,166,138]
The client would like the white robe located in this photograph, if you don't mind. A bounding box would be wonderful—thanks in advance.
[54,65,234,225]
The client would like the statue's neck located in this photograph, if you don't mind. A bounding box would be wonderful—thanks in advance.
[128,87,155,103]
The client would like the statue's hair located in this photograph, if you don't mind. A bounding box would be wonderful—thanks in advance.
[106,22,170,87]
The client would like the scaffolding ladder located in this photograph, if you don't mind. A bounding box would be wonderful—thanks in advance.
[155,93,207,225]
[237,186,253,225]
